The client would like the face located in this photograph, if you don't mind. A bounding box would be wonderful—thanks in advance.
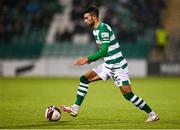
[83,13,96,28]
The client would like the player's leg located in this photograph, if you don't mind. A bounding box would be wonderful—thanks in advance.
[109,65,159,122]
[74,69,102,107]
[120,84,159,122]
[61,69,102,117]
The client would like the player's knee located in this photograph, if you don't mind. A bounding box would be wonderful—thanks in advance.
[80,75,89,84]
[120,85,132,94]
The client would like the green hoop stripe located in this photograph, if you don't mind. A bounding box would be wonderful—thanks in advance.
[132,97,139,104]
[79,85,88,89]
[106,47,122,56]
[136,99,144,107]
[122,63,128,69]
[78,89,87,94]
[110,39,118,45]
[105,56,124,64]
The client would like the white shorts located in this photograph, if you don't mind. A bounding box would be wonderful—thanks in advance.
[92,63,131,87]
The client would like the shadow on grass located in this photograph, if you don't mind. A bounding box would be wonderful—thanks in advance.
[2,119,179,129]
[0,119,129,129]
[0,121,70,129]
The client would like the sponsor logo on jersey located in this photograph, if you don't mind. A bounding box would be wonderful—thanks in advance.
[101,32,109,40]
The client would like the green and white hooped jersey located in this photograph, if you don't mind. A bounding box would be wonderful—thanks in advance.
[93,22,128,69]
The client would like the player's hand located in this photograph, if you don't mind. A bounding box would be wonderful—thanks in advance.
[74,57,89,66]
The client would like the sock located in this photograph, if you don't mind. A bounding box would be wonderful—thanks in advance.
[148,111,156,116]
[75,75,89,106]
[72,104,80,112]
[123,92,152,114]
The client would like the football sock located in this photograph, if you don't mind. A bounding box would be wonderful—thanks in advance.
[72,104,80,112]
[123,92,152,114]
[75,75,89,106]
[148,111,156,116]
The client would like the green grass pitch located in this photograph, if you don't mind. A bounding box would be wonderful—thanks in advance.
[0,77,180,129]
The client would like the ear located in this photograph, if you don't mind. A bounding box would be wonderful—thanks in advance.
[92,14,98,19]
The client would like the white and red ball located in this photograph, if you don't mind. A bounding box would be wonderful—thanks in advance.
[45,106,61,121]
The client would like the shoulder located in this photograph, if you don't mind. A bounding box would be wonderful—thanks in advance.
[98,23,112,36]
[98,23,112,38]
[98,23,112,40]
[100,23,112,32]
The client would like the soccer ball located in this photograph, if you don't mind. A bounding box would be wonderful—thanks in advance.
[45,106,61,121]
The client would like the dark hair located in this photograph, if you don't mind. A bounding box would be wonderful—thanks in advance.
[83,6,99,18]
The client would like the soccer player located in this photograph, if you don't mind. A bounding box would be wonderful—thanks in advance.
[61,6,159,122]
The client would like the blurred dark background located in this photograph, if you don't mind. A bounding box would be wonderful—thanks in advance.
[0,0,180,76]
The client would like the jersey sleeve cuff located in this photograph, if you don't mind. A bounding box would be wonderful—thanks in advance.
[87,56,93,61]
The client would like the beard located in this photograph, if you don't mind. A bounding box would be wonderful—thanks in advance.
[88,22,95,28]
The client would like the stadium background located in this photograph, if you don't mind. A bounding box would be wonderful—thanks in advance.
[0,0,180,129]
[0,0,179,76]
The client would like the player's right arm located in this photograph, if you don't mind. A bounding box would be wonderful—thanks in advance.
[74,43,108,66]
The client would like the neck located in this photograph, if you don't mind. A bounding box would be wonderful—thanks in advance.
[94,19,100,29]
